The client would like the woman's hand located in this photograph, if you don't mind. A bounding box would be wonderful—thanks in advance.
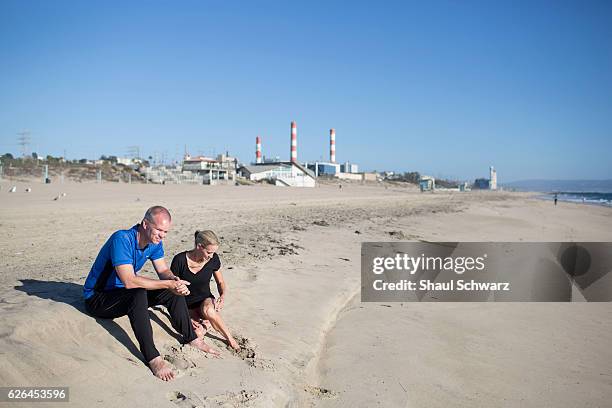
[214,295,225,311]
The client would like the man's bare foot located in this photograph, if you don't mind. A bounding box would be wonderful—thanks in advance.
[194,325,207,339]
[191,319,207,339]
[149,356,175,381]
[228,337,241,351]
[190,337,221,357]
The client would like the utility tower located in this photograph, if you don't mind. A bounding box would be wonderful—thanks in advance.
[17,130,31,157]
[127,145,140,159]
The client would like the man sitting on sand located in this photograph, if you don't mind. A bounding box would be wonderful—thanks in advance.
[83,206,219,381]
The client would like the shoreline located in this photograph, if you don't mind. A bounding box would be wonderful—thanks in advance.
[535,193,612,208]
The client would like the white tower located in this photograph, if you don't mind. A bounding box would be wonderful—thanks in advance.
[489,166,497,190]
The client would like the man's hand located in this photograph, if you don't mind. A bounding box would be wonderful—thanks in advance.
[169,279,190,296]
[214,295,224,312]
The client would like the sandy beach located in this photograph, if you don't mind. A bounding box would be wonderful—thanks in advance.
[1,180,611,407]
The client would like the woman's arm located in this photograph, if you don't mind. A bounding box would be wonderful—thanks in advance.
[213,270,227,311]
[213,269,226,295]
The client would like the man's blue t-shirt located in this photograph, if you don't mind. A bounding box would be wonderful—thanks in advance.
[83,225,164,299]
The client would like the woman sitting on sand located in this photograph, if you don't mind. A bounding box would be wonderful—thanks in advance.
[170,230,240,351]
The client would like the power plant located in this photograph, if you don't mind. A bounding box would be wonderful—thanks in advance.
[234,121,365,187]
[473,166,500,190]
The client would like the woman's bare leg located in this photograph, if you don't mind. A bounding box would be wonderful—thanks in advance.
[188,307,207,339]
[201,298,240,350]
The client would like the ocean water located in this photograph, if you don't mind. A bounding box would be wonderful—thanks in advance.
[542,192,612,207]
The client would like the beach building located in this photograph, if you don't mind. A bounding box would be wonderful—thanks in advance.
[419,176,435,192]
[144,165,203,184]
[238,161,316,187]
[459,182,471,192]
[182,154,237,184]
[115,157,146,170]
[143,154,237,185]
[184,154,236,184]
[116,157,133,166]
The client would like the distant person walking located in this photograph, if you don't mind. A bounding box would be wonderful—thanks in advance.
[554,193,558,206]
[83,206,219,382]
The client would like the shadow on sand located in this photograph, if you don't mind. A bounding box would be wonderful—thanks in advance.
[14,279,183,364]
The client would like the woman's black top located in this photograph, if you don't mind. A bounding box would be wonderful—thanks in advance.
[171,251,221,308]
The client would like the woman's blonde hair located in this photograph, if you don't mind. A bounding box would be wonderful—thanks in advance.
[194,230,220,247]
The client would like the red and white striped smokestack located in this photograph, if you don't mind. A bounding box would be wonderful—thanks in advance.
[255,136,262,164]
[290,121,297,163]
[330,128,336,163]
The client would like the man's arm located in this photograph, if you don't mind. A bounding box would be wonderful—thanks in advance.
[115,264,189,294]
[152,258,190,295]
[152,258,177,281]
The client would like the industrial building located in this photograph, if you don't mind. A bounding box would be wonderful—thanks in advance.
[244,121,368,186]
[305,128,341,176]
[472,166,498,190]
[473,178,490,189]
[305,162,340,177]
[239,122,316,187]
[238,162,316,187]
[302,127,362,180]
[340,162,359,173]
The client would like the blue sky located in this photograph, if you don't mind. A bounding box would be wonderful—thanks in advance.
[1,0,611,181]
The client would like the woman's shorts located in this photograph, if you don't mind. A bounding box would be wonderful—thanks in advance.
[187,295,214,310]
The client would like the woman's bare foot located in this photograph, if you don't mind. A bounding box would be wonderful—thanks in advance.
[190,337,221,357]
[149,356,175,381]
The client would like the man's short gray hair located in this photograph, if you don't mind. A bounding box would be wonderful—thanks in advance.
[143,206,171,223]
